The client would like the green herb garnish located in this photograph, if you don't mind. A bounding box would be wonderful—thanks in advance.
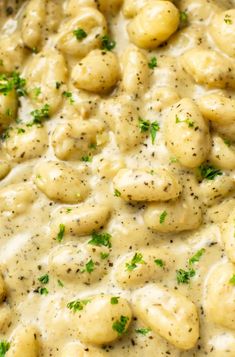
[148,57,157,69]
[135,328,151,335]
[101,35,116,51]
[112,315,129,335]
[88,232,112,248]
[38,274,49,284]
[0,341,10,357]
[159,210,167,224]
[56,224,65,242]
[126,252,145,272]
[176,268,195,284]
[189,248,205,265]
[198,164,222,180]
[67,299,91,312]
[110,296,119,304]
[154,259,164,268]
[73,28,87,40]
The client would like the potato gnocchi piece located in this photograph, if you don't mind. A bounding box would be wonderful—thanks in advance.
[52,119,104,161]
[0,85,17,131]
[127,1,179,49]
[0,183,37,217]
[132,284,199,350]
[21,0,46,50]
[181,49,235,89]
[113,168,181,202]
[72,294,132,345]
[209,134,235,170]
[25,50,67,115]
[114,248,172,288]
[6,325,39,357]
[57,8,107,58]
[49,242,108,284]
[221,209,235,263]
[212,121,235,142]
[50,204,110,238]
[34,161,89,203]
[197,94,235,125]
[144,86,180,112]
[0,304,11,333]
[46,0,63,32]
[210,10,235,58]
[102,97,144,151]
[121,46,150,96]
[96,158,125,179]
[97,0,123,15]
[0,160,11,180]
[60,342,105,357]
[4,124,48,162]
[64,0,97,16]
[199,174,234,206]
[164,98,210,168]
[123,0,153,18]
[144,196,202,233]
[72,50,120,94]
[204,262,235,330]
[0,33,25,73]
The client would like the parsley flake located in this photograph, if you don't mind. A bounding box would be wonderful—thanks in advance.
[56,224,65,242]
[176,268,195,284]
[148,57,157,69]
[224,14,232,24]
[73,28,87,40]
[29,104,50,126]
[84,259,95,273]
[154,259,164,268]
[0,341,10,357]
[114,188,121,197]
[88,232,112,248]
[38,274,49,284]
[180,11,188,24]
[67,299,91,312]
[81,155,92,162]
[199,164,222,180]
[126,252,145,272]
[159,210,167,224]
[175,115,194,128]
[38,287,49,295]
[135,328,151,335]
[189,248,205,265]
[138,117,160,143]
[112,315,129,335]
[100,252,109,259]
[63,91,74,104]
[57,279,64,287]
[110,296,119,304]
[101,35,116,51]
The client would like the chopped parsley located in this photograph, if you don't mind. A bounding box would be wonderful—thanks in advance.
[138,117,160,144]
[12,71,27,97]
[0,74,13,95]
[114,188,121,197]
[229,274,235,285]
[112,315,129,335]
[110,296,119,304]
[0,341,10,356]
[84,259,95,273]
[224,14,232,24]
[88,232,112,248]
[62,91,74,104]
[159,210,167,224]
[73,28,87,40]
[38,287,49,295]
[176,268,195,284]
[175,115,194,128]
[32,87,41,98]
[101,35,116,51]
[170,157,178,163]
[38,274,49,284]
[57,279,64,287]
[148,56,157,69]
[198,164,222,180]
[180,11,188,24]
[67,299,91,312]
[135,327,151,335]
[126,252,145,272]
[56,81,62,89]
[189,248,205,265]
[100,252,109,260]
[29,104,50,126]
[224,138,231,147]
[56,224,65,242]
[17,128,25,134]
[81,155,92,162]
[154,259,164,268]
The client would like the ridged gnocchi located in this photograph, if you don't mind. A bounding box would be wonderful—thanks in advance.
[52,119,104,161]
[72,50,120,93]
[49,242,108,284]
[21,0,46,50]
[127,1,179,49]
[4,124,48,162]
[164,98,210,168]
[71,294,132,344]
[34,161,89,203]
[114,248,172,287]
[204,263,235,330]
[50,204,110,238]
[57,8,107,58]
[25,50,67,115]
[113,168,181,201]
[6,325,39,357]
[210,10,235,58]
[121,46,150,96]
[132,284,199,350]
[181,49,235,89]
